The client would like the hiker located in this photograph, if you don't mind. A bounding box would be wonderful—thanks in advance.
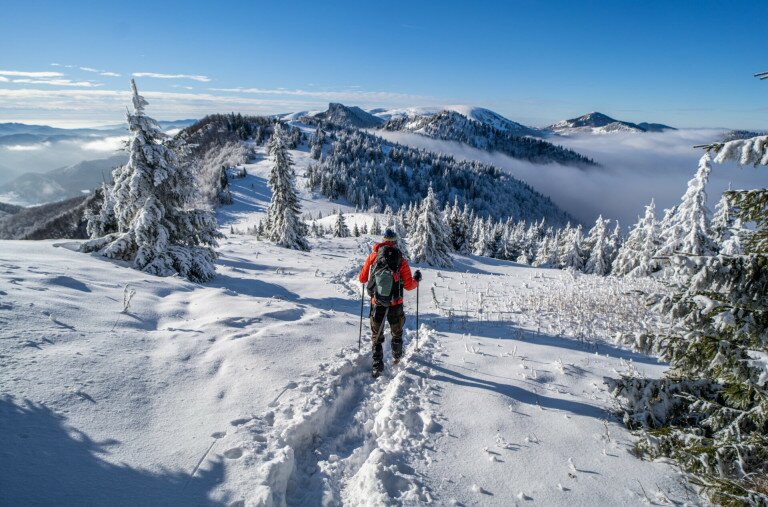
[359,229,422,377]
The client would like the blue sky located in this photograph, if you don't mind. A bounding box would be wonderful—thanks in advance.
[1,0,766,128]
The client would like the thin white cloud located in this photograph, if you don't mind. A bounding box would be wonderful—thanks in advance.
[5,142,51,151]
[79,66,121,77]
[0,76,8,82]
[78,136,129,152]
[209,86,429,103]
[0,70,64,78]
[10,78,102,87]
[133,72,211,82]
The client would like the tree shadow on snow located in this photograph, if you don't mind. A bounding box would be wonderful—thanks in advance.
[410,357,606,420]
[217,174,270,226]
[0,396,225,507]
[421,313,662,366]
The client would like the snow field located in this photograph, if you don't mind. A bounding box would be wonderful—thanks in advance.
[408,256,693,505]
[1,142,698,506]
[213,326,440,506]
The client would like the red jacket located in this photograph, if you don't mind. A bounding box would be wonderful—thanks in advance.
[359,241,418,306]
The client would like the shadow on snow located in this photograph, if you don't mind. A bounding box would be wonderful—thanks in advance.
[0,396,225,506]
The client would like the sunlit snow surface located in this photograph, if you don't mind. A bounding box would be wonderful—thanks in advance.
[0,145,697,506]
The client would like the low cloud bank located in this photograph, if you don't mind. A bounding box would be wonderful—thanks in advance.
[375,129,762,227]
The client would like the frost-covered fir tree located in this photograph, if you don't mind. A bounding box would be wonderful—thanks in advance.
[472,218,495,257]
[711,189,747,255]
[371,216,382,236]
[607,221,622,268]
[657,154,716,257]
[559,224,585,270]
[609,135,768,504]
[84,182,117,238]
[310,127,325,160]
[266,124,309,251]
[448,197,469,253]
[504,220,526,261]
[333,209,350,238]
[409,185,453,267]
[82,80,220,282]
[612,199,660,277]
[532,234,555,267]
[584,216,611,275]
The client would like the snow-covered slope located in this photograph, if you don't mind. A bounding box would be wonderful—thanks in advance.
[374,105,541,137]
[0,143,695,505]
[547,112,675,135]
[379,110,596,167]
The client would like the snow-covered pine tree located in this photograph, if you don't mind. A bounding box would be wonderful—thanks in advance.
[333,209,350,238]
[85,182,117,238]
[607,221,622,269]
[504,220,526,261]
[657,154,717,257]
[609,128,768,504]
[532,234,554,267]
[448,197,469,253]
[266,124,309,251]
[409,185,453,267]
[612,199,661,276]
[712,189,748,255]
[472,218,495,257]
[584,216,611,275]
[310,127,325,160]
[82,80,220,282]
[559,224,585,270]
[371,216,382,236]
[391,215,411,258]
[353,223,360,237]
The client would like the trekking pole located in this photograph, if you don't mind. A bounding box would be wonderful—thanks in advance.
[358,283,365,352]
[416,283,420,351]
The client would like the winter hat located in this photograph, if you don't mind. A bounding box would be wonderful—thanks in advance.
[383,228,397,241]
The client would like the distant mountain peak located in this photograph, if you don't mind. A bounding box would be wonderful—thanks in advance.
[548,112,674,134]
[309,103,384,129]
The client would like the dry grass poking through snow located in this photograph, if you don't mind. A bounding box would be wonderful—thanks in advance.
[430,268,670,347]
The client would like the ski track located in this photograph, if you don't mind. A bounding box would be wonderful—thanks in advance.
[213,327,441,507]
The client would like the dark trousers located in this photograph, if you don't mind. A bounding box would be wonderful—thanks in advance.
[370,303,406,364]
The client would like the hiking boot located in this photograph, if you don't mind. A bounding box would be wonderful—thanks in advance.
[393,356,401,366]
[372,361,384,378]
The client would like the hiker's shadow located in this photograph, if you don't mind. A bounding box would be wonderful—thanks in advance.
[0,396,225,506]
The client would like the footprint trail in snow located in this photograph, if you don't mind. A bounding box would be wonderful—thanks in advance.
[215,326,442,506]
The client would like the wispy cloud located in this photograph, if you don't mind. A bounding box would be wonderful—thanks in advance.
[5,141,51,151]
[80,66,121,77]
[9,78,102,87]
[0,70,64,78]
[133,72,211,82]
[209,86,430,103]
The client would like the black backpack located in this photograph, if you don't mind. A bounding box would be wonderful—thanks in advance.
[366,245,402,306]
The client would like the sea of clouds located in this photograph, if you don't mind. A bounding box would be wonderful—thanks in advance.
[375,129,763,227]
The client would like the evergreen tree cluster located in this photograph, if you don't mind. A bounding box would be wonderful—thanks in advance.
[608,131,768,504]
[304,128,574,227]
[611,152,750,278]
[382,110,597,167]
